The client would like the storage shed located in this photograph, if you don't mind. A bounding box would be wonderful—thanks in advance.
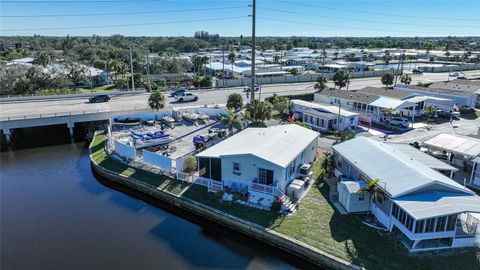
[337,180,370,213]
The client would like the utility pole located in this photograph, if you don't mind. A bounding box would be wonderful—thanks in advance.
[129,46,135,91]
[249,0,256,102]
[394,51,405,86]
[145,50,152,92]
[336,100,342,143]
[222,46,225,87]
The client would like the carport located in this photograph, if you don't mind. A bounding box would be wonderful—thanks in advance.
[367,97,416,124]
[423,133,480,188]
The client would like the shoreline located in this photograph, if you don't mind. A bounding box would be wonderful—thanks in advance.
[89,133,361,270]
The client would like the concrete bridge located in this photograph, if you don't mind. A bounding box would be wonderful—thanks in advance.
[0,107,150,143]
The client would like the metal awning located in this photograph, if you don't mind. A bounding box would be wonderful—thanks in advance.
[423,134,480,159]
[368,96,415,110]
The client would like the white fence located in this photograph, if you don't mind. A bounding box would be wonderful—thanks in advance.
[215,70,402,88]
[142,150,173,172]
[113,140,136,160]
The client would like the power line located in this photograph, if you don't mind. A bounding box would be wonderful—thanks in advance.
[1,16,247,32]
[277,0,480,22]
[258,7,479,29]
[1,6,248,18]
[257,17,478,35]
[1,0,167,3]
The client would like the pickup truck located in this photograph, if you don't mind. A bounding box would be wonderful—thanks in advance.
[175,92,198,102]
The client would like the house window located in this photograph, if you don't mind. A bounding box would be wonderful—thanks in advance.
[358,193,365,201]
[233,162,240,171]
[258,168,274,186]
[436,216,447,232]
[316,118,320,126]
[446,215,457,231]
[425,218,435,233]
[320,119,325,127]
[415,220,425,233]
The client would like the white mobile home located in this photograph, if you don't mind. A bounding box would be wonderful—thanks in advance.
[290,99,359,132]
[333,137,480,252]
[195,125,318,206]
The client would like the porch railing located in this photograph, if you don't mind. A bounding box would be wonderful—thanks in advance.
[250,182,283,198]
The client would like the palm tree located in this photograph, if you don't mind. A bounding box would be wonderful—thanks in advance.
[147,90,165,111]
[237,111,250,128]
[383,50,391,69]
[314,76,328,92]
[228,52,236,79]
[245,100,273,125]
[220,109,243,135]
[425,105,437,124]
[340,129,356,142]
[381,73,394,90]
[400,74,412,85]
[359,178,383,218]
[321,152,335,178]
[332,70,348,90]
[383,107,395,122]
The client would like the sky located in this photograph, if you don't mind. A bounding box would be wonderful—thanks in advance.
[1,0,479,37]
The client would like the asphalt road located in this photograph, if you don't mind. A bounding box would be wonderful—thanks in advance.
[0,72,476,120]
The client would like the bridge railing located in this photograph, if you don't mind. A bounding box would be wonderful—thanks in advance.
[0,106,151,122]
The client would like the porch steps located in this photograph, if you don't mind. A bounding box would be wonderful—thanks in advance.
[280,195,297,214]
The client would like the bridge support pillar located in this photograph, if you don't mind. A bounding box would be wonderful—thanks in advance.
[67,123,74,138]
[3,129,12,143]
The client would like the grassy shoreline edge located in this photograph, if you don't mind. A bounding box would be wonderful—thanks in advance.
[89,131,360,270]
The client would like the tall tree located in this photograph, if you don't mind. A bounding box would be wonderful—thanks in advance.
[227,51,236,79]
[226,93,243,111]
[220,109,243,135]
[359,178,383,218]
[147,90,165,111]
[64,61,88,91]
[245,100,273,125]
[381,73,394,89]
[332,70,348,90]
[314,76,328,91]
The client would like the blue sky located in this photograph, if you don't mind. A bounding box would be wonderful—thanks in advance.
[1,0,479,36]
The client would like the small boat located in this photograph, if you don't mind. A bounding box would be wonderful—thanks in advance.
[182,111,199,122]
[197,113,209,121]
[131,131,173,149]
[162,116,175,124]
[113,117,141,126]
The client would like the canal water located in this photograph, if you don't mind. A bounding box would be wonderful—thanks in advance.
[1,143,313,270]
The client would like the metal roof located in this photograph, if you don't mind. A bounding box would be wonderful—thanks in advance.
[387,143,458,172]
[423,133,480,159]
[339,180,367,193]
[332,137,473,198]
[368,96,415,109]
[394,191,480,219]
[196,125,319,168]
[357,87,411,99]
[291,99,360,117]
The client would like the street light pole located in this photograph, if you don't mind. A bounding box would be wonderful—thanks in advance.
[129,46,135,91]
[249,0,256,102]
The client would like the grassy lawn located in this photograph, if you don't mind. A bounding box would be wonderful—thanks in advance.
[91,133,480,269]
[90,133,185,194]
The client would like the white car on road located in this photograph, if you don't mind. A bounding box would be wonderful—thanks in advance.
[385,117,410,127]
[175,92,198,102]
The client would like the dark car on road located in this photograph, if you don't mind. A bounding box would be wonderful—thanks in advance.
[170,88,187,97]
[412,68,423,74]
[89,94,110,103]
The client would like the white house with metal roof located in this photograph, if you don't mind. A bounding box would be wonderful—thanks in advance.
[290,99,359,132]
[332,137,480,252]
[195,125,318,207]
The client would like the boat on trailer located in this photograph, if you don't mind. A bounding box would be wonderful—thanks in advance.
[182,111,199,122]
[131,131,173,149]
